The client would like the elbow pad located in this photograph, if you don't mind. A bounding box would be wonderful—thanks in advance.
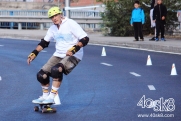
[38,39,50,49]
[79,36,89,47]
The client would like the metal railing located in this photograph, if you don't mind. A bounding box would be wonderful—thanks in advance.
[0,10,47,17]
[0,22,41,29]
[0,0,51,2]
[0,10,102,30]
[0,10,101,18]
[70,10,101,18]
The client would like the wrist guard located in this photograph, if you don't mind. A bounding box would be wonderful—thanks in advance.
[68,45,80,54]
[28,50,39,59]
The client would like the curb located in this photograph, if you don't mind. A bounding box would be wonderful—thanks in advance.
[0,34,181,54]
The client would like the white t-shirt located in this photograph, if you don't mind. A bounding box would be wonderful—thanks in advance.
[44,17,87,60]
[150,9,155,28]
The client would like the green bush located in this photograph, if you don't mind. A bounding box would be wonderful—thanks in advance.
[97,0,181,36]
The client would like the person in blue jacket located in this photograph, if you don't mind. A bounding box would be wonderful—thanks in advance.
[130,0,145,41]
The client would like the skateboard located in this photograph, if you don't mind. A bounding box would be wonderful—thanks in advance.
[33,103,56,113]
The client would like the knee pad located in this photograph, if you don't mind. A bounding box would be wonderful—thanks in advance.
[51,63,64,81]
[37,69,50,85]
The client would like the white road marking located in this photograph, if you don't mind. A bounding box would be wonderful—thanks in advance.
[101,62,113,66]
[41,50,47,52]
[130,72,141,77]
[89,43,181,55]
[148,85,156,90]
[0,45,4,46]
[0,76,2,81]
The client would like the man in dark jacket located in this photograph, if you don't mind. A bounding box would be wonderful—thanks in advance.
[153,0,167,41]
[149,0,157,41]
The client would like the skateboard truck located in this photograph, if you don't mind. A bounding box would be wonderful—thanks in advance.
[34,103,56,113]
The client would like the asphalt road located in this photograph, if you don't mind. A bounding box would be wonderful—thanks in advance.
[0,38,181,121]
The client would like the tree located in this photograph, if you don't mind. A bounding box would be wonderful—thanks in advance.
[97,0,181,36]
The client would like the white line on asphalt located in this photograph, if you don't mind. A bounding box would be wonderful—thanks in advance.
[89,43,181,55]
[0,76,2,81]
[0,45,4,47]
[41,50,47,52]
[101,62,113,66]
[148,85,156,90]
[130,72,141,77]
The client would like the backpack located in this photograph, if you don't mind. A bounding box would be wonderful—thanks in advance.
[140,8,146,23]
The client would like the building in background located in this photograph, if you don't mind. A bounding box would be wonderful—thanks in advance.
[0,0,103,30]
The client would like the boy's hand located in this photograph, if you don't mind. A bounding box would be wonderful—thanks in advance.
[162,16,165,20]
[131,24,133,26]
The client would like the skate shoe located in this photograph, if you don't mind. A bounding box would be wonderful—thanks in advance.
[149,37,155,41]
[155,38,159,41]
[42,97,54,104]
[32,96,47,104]
[161,38,166,41]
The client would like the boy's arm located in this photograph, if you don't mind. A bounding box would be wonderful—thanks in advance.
[130,11,133,25]
[150,0,155,9]
[161,5,167,20]
[163,5,167,17]
[153,7,156,21]
[141,9,145,24]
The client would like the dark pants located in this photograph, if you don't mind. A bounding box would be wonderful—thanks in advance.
[156,21,165,38]
[133,22,143,40]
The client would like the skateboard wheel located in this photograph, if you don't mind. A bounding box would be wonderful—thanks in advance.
[52,108,56,113]
[34,106,39,111]
[42,108,47,113]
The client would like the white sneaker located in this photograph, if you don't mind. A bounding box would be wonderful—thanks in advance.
[42,97,54,104]
[32,96,47,104]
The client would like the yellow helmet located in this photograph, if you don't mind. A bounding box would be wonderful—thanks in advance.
[48,6,62,18]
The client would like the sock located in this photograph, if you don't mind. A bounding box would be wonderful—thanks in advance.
[49,86,59,99]
[42,86,49,98]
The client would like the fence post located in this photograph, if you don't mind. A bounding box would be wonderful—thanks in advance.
[18,23,22,30]
[40,23,44,30]
[178,10,181,29]
[65,0,70,18]
[10,11,14,29]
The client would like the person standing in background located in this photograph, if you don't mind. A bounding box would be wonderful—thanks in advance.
[153,0,167,41]
[149,0,157,41]
[177,11,181,29]
[130,0,145,41]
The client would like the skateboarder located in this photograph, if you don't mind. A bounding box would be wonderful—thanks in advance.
[27,6,89,104]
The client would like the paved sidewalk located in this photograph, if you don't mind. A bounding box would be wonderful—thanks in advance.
[0,29,181,54]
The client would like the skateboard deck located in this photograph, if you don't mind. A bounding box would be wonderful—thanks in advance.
[33,103,56,113]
